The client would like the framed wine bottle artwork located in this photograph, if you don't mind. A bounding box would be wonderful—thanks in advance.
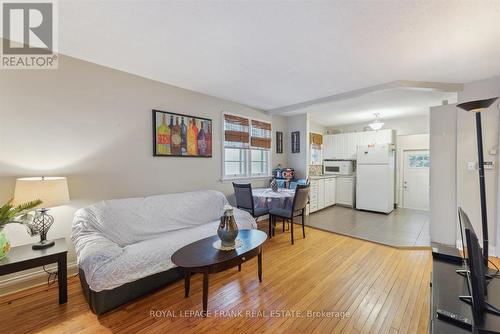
[152,109,212,157]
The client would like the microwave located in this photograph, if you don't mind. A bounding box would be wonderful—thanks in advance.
[324,160,354,175]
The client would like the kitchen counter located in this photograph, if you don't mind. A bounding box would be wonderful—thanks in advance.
[309,175,336,179]
[308,174,356,212]
[309,174,355,179]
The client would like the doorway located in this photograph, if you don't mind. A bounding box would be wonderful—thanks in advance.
[402,150,430,210]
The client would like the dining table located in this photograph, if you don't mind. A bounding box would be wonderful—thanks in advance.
[252,187,295,211]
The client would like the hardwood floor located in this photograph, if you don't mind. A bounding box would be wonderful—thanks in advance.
[0,225,433,334]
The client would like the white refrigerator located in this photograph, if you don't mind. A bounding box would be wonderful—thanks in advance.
[356,144,395,214]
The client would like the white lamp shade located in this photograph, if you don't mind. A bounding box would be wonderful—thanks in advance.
[13,177,70,208]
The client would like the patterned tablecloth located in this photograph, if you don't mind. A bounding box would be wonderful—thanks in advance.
[252,188,295,211]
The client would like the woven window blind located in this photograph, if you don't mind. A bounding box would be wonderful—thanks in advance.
[251,120,272,149]
[224,114,250,148]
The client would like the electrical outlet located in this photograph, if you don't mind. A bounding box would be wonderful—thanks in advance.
[467,161,477,171]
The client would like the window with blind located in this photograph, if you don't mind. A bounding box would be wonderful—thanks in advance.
[223,113,272,179]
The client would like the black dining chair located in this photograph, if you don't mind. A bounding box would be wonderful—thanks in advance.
[233,183,269,220]
[269,183,310,245]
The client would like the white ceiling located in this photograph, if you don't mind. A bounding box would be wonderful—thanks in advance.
[305,87,457,126]
[21,1,500,111]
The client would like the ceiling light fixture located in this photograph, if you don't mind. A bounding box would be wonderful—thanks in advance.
[368,113,384,131]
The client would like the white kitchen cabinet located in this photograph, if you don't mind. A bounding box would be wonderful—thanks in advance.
[317,179,325,210]
[323,135,332,160]
[347,133,358,159]
[336,176,356,207]
[309,177,336,213]
[323,129,394,160]
[325,177,337,206]
[324,178,332,207]
[328,134,341,159]
[309,180,319,212]
[360,131,374,146]
[376,129,394,144]
[360,129,394,146]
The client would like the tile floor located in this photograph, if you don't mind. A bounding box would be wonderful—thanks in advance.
[305,205,430,248]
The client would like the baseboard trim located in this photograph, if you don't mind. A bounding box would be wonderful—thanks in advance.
[0,261,78,296]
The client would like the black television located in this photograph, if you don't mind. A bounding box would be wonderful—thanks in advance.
[458,207,475,267]
[457,208,495,283]
[460,225,500,327]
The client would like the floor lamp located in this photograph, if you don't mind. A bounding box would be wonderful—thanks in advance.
[457,97,498,266]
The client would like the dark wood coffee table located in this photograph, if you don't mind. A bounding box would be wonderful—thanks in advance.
[171,229,267,316]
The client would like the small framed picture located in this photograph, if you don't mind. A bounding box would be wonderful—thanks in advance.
[276,131,283,154]
[291,131,300,153]
[152,109,212,157]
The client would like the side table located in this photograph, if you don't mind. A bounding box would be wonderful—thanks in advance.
[0,238,68,304]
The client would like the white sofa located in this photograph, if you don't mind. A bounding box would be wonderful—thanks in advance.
[71,190,256,314]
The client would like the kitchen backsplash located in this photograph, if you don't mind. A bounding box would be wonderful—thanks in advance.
[308,165,323,176]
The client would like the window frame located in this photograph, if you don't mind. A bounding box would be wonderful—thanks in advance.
[223,147,247,178]
[250,149,270,177]
[221,112,272,181]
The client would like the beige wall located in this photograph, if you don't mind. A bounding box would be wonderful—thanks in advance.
[429,75,500,252]
[430,104,457,245]
[271,115,288,168]
[456,75,500,255]
[309,120,326,135]
[0,54,283,289]
[285,113,309,178]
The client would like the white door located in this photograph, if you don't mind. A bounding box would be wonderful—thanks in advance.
[403,150,430,210]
